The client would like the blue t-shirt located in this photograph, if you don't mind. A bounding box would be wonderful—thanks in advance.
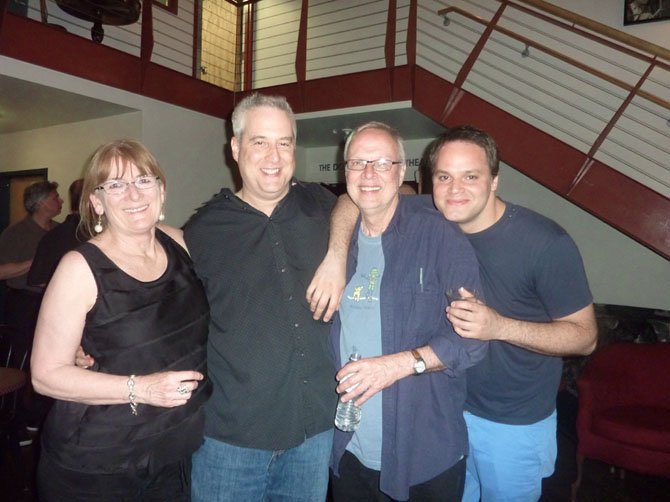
[339,230,384,470]
[465,202,593,424]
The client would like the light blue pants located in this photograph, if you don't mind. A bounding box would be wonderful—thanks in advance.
[191,429,333,502]
[462,411,557,502]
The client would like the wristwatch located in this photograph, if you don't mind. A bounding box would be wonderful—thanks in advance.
[411,349,426,375]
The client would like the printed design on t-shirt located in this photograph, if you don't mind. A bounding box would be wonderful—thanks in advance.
[347,267,380,302]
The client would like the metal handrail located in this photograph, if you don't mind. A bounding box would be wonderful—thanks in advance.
[435,0,669,259]
[510,0,670,63]
[437,5,669,110]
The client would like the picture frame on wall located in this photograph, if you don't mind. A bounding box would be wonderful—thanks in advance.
[624,0,670,25]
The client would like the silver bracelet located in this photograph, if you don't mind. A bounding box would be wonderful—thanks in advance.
[127,374,138,416]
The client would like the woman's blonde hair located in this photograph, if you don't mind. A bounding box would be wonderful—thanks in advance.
[79,139,166,239]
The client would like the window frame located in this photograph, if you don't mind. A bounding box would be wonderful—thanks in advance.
[153,0,178,15]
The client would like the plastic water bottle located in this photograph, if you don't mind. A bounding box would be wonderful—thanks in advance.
[334,352,362,432]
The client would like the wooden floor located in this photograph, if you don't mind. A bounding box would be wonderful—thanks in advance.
[3,393,670,501]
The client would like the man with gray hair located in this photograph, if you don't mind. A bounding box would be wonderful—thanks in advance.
[0,180,62,359]
[185,93,354,501]
[328,122,486,501]
[29,178,85,288]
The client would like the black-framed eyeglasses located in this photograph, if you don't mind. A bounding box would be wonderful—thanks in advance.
[345,159,404,172]
[95,176,160,195]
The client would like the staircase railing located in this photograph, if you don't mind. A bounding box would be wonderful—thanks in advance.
[435,0,669,199]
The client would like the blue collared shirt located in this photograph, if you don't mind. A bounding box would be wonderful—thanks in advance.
[330,195,487,501]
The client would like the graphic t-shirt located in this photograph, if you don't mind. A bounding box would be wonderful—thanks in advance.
[339,229,384,470]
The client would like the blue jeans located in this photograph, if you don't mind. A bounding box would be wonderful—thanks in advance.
[462,411,557,502]
[191,429,333,502]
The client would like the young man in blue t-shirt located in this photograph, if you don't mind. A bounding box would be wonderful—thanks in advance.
[429,125,598,501]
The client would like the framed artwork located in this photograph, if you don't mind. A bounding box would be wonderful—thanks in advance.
[624,0,670,25]
[154,0,177,15]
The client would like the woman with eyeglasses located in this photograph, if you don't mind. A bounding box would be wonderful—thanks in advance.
[31,139,211,501]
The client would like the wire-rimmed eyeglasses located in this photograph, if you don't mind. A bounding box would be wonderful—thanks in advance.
[345,159,404,172]
[95,175,160,196]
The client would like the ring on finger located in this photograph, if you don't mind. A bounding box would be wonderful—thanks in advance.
[177,384,189,395]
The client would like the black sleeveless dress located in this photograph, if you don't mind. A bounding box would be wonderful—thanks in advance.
[40,229,212,477]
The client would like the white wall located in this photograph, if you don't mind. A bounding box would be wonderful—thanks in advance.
[0,56,230,227]
[0,113,142,222]
[423,0,670,49]
[250,0,411,88]
[418,0,670,199]
[557,0,670,47]
[496,164,670,310]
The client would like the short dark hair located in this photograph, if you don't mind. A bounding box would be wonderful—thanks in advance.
[24,181,59,214]
[428,125,499,177]
[69,179,84,212]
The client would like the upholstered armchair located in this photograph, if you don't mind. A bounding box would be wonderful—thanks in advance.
[571,342,670,500]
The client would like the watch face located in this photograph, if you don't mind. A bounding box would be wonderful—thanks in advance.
[415,360,426,374]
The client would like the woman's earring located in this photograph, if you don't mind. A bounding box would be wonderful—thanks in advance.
[158,211,165,222]
[94,215,103,234]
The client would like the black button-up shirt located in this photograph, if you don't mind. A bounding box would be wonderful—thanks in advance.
[184,180,337,450]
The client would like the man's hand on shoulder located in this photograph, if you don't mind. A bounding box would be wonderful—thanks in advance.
[307,192,357,322]
[306,251,345,322]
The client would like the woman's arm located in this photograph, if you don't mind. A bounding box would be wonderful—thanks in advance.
[31,250,202,408]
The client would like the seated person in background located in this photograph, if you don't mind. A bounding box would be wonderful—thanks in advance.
[329,121,486,501]
[31,139,211,501]
[0,181,62,362]
[28,178,85,288]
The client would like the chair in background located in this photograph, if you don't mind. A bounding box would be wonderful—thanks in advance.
[571,342,670,500]
[0,324,29,410]
[0,325,30,495]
